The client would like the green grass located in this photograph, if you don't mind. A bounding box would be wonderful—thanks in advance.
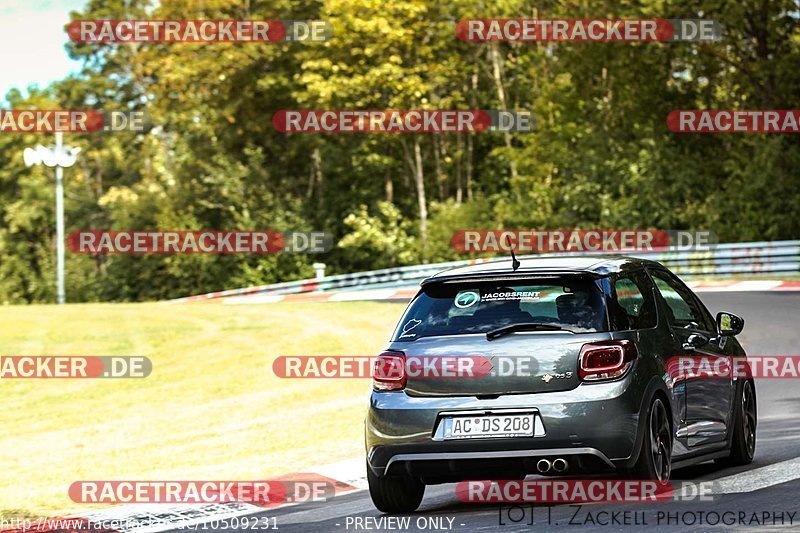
[0,301,405,518]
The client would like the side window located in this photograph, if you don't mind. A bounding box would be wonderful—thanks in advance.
[649,270,713,331]
[611,271,657,330]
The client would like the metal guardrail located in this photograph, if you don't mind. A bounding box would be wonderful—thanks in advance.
[173,240,800,302]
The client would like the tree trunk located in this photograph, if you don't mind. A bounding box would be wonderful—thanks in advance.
[312,147,323,203]
[414,138,428,256]
[384,167,393,203]
[466,65,478,201]
[489,41,518,180]
[455,132,463,204]
[306,161,315,199]
[401,137,428,258]
[434,135,444,201]
[466,132,474,200]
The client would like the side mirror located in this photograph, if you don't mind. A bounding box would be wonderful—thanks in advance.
[682,333,709,351]
[717,312,744,337]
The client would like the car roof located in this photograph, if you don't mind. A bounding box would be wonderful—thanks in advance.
[422,255,664,285]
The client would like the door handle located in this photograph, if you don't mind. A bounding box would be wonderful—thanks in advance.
[682,333,709,351]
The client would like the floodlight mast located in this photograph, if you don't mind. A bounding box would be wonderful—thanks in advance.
[23,131,80,304]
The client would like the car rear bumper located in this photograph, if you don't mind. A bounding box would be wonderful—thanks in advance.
[379,447,615,483]
[366,372,645,479]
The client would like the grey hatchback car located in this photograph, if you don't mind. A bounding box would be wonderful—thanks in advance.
[366,256,756,513]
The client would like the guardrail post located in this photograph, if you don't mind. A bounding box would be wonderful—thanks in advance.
[313,262,326,281]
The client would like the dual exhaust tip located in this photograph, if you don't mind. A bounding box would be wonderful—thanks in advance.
[536,457,568,474]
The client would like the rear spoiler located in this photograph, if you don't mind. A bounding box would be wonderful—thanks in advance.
[420,269,607,287]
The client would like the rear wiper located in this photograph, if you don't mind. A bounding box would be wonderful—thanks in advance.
[486,322,565,341]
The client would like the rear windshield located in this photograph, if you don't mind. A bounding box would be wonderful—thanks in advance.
[392,277,609,341]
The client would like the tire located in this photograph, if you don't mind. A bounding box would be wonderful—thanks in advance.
[630,397,672,481]
[716,379,756,467]
[367,461,425,513]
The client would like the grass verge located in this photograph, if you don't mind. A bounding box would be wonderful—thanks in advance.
[0,301,405,518]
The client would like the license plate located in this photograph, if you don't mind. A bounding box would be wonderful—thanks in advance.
[442,413,537,440]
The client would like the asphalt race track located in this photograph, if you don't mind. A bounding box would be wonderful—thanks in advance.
[176,291,800,533]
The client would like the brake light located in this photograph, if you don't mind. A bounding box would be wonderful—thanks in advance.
[372,350,406,391]
[579,341,637,381]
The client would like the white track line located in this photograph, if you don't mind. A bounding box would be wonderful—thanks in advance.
[69,455,800,531]
[711,456,800,495]
[328,289,401,302]
[222,294,285,304]
[314,457,368,490]
[72,459,367,532]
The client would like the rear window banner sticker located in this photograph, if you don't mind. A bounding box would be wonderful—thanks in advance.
[483,290,541,302]
[400,318,422,338]
[454,290,481,309]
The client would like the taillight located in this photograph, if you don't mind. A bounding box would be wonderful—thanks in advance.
[373,350,406,391]
[579,341,637,382]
